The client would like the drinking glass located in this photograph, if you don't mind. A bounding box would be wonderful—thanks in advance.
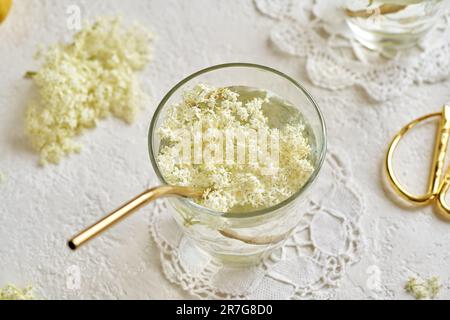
[345,0,447,52]
[148,63,327,265]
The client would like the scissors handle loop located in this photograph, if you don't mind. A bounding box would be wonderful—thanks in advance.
[386,105,450,220]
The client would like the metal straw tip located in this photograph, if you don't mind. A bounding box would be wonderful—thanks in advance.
[67,240,77,251]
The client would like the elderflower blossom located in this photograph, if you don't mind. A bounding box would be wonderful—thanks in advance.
[25,17,153,165]
[157,84,314,213]
[0,285,34,300]
[405,276,442,300]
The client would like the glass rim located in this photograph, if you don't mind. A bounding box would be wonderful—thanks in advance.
[148,62,327,219]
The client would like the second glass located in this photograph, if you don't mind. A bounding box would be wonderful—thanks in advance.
[345,0,447,53]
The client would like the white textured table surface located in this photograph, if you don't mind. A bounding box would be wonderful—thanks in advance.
[1,0,450,300]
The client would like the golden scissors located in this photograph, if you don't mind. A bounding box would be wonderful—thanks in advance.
[386,104,450,221]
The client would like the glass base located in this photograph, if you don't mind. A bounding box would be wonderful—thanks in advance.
[346,20,427,55]
[210,252,266,267]
[206,244,282,267]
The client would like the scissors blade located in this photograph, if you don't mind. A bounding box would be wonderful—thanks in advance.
[429,104,450,196]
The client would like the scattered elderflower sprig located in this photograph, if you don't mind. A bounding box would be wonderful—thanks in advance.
[157,84,314,213]
[405,276,442,300]
[0,285,35,300]
[25,17,153,165]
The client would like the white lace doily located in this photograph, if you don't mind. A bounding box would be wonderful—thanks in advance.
[149,150,364,299]
[254,0,450,102]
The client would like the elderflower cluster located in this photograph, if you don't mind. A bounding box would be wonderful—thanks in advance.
[157,84,314,213]
[0,285,34,300]
[25,17,153,165]
[405,276,442,300]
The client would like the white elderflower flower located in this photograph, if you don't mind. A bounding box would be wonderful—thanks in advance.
[157,85,314,213]
[25,17,154,165]
[0,285,34,300]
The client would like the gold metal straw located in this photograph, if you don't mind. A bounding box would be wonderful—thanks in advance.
[68,186,204,250]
